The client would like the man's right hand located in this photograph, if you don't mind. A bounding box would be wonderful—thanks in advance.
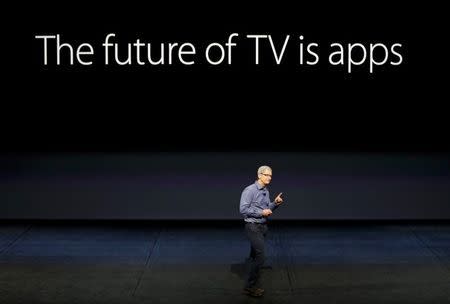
[262,209,272,217]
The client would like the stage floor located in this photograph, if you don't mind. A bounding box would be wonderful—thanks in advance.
[1,221,449,303]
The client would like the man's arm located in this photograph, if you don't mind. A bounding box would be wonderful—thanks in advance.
[268,201,279,211]
[240,188,263,218]
[269,192,283,211]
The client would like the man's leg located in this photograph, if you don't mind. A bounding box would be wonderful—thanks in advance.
[261,224,272,269]
[244,223,265,291]
[248,245,256,260]
[248,225,271,268]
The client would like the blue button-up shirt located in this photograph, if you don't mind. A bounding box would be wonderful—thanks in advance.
[240,181,279,223]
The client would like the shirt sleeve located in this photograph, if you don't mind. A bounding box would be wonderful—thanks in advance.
[240,188,263,218]
[269,200,279,211]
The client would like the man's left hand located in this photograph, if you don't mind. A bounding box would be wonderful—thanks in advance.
[275,192,283,205]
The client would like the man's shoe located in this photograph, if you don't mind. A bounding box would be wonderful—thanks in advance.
[243,287,264,297]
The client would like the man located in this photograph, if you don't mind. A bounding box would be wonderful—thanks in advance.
[239,165,284,297]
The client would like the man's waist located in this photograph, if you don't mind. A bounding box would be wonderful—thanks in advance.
[244,218,267,224]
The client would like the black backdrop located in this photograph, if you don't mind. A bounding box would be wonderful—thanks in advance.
[2,2,449,219]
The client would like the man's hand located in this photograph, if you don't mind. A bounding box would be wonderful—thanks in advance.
[275,192,284,205]
[262,209,273,217]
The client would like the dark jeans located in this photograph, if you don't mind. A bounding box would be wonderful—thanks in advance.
[244,222,268,288]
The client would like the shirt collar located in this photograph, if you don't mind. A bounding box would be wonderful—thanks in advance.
[255,181,265,190]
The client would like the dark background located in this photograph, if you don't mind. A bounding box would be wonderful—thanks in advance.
[1,152,449,219]
[2,2,449,219]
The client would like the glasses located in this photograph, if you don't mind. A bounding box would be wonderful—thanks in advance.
[260,173,272,177]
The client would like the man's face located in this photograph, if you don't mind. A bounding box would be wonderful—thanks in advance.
[259,170,272,186]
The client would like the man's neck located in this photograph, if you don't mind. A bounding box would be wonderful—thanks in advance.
[257,180,265,188]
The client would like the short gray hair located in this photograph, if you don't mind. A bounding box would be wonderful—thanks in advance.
[257,165,272,176]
